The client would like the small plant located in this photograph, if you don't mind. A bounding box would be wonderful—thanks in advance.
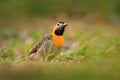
[76,46,88,56]
[0,48,15,63]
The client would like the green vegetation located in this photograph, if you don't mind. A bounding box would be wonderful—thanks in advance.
[0,0,120,80]
[0,20,120,80]
[0,0,120,18]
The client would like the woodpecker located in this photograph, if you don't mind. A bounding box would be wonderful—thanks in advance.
[29,22,68,61]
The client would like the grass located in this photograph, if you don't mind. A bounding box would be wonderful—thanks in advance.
[0,20,120,80]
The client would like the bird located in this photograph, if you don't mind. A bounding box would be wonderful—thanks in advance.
[28,22,68,61]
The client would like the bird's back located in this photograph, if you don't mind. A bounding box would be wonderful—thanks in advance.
[29,34,52,55]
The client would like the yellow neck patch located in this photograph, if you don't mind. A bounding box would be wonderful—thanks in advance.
[51,26,64,47]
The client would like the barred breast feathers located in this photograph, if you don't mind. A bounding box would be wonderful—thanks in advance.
[29,34,52,55]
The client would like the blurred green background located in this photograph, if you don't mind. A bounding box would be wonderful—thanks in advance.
[0,0,120,28]
[0,0,120,17]
[0,0,120,80]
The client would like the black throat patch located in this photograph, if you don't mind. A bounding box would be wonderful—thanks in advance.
[55,27,65,35]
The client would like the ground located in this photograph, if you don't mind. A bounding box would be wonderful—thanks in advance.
[0,19,120,80]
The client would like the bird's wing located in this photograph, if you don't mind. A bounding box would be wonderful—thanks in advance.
[29,34,52,55]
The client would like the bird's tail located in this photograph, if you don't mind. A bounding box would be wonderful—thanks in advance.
[14,53,36,63]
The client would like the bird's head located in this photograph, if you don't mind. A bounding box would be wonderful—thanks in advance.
[51,22,68,47]
[52,22,68,35]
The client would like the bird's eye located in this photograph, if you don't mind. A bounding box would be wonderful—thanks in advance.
[57,24,59,26]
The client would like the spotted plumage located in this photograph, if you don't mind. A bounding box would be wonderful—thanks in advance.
[29,34,52,55]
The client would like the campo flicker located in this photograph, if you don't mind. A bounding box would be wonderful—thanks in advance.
[29,22,68,61]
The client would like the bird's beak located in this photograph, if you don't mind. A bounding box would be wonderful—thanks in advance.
[64,23,68,27]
